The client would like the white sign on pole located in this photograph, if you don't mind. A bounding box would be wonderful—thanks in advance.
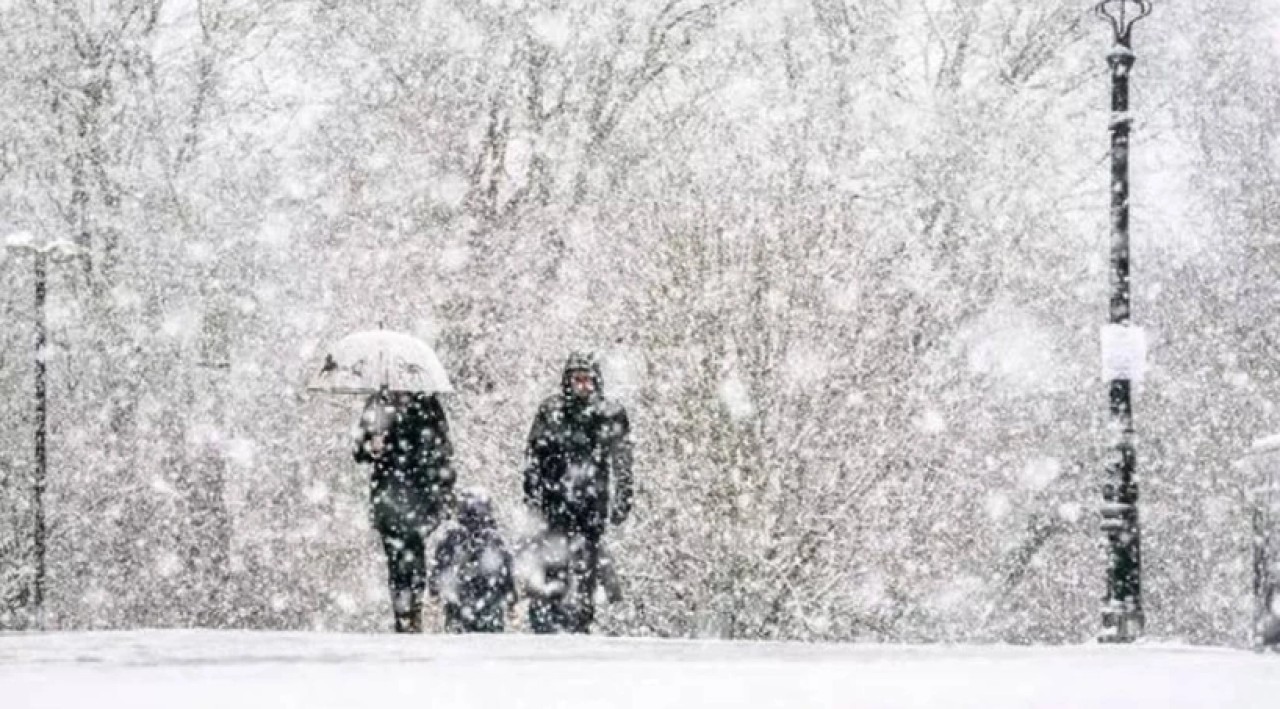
[1100,324,1148,382]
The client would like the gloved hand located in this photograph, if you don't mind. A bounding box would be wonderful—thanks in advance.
[367,434,386,458]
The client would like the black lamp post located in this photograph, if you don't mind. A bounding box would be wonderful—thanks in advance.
[1095,0,1151,644]
[3,233,84,630]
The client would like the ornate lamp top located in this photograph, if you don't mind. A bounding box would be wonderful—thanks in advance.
[1095,0,1153,46]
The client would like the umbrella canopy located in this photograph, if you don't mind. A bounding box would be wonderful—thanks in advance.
[307,330,454,395]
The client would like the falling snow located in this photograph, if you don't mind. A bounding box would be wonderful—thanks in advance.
[1,5,1279,703]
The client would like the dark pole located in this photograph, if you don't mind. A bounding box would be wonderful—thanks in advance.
[1096,0,1151,644]
[1252,488,1270,647]
[32,248,48,631]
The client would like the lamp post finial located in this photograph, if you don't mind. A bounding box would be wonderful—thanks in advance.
[1095,0,1153,46]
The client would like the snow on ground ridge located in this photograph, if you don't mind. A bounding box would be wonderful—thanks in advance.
[2,631,1279,709]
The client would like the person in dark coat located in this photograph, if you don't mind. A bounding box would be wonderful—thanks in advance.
[353,388,455,633]
[429,488,516,633]
[522,351,633,633]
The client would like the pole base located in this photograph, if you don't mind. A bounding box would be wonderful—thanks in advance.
[1100,606,1145,643]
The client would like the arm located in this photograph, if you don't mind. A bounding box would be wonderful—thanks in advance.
[418,395,453,469]
[430,529,459,597]
[523,404,556,509]
[418,396,457,510]
[609,407,634,525]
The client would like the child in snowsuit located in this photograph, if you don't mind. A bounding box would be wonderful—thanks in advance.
[430,489,516,633]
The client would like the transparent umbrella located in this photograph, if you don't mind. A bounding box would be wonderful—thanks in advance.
[306,329,454,395]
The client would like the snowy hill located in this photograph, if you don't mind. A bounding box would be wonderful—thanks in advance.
[1,631,1277,708]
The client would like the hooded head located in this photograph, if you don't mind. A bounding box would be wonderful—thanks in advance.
[457,487,496,530]
[561,351,603,404]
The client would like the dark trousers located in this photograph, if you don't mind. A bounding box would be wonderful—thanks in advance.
[372,484,440,631]
[380,529,428,596]
[529,529,601,634]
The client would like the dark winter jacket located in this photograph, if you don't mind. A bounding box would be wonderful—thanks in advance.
[523,352,634,535]
[353,391,455,529]
[430,494,515,632]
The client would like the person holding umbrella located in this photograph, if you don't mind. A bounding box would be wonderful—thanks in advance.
[310,330,457,633]
[353,388,454,633]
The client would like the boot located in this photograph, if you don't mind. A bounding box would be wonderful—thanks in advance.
[408,592,424,634]
[394,613,413,633]
[599,549,623,604]
[392,589,419,634]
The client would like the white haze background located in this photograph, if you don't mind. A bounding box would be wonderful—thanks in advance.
[1,0,1279,647]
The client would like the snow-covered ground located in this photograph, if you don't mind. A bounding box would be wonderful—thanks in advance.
[1,631,1277,708]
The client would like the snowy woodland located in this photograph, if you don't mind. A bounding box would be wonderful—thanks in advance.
[0,0,1278,645]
